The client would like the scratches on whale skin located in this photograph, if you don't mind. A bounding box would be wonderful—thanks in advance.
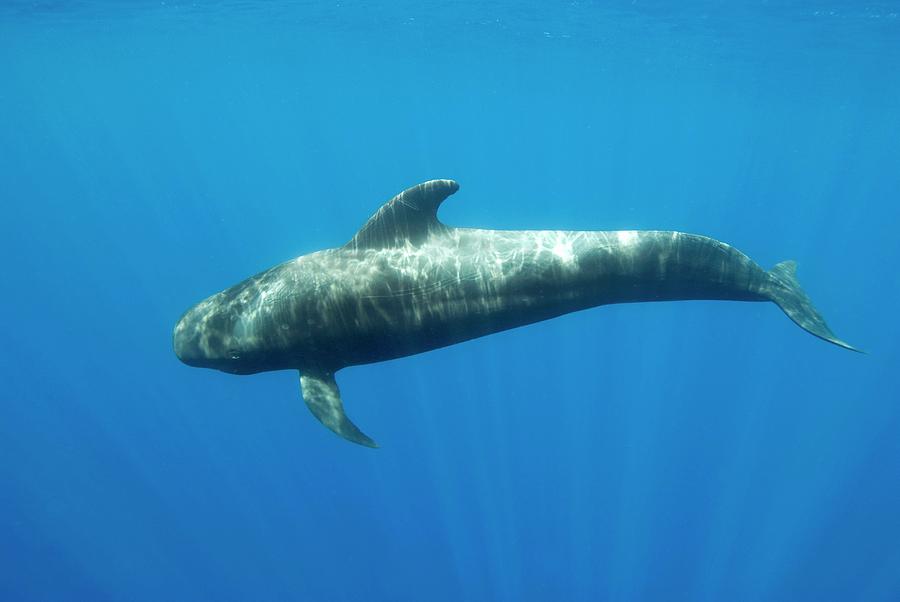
[360,272,483,300]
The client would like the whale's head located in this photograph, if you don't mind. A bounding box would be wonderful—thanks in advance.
[174,283,277,375]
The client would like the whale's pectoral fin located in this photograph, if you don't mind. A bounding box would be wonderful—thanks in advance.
[299,369,378,448]
[346,179,459,250]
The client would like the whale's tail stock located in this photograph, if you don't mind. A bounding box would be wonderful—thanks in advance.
[766,260,860,352]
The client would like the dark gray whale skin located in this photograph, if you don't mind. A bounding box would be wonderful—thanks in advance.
[174,179,857,447]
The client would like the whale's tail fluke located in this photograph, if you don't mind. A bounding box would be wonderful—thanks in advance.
[767,260,860,352]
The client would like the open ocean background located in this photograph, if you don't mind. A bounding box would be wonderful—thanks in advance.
[2,2,899,600]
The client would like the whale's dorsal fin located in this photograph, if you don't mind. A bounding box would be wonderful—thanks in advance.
[346,179,459,250]
[300,369,378,448]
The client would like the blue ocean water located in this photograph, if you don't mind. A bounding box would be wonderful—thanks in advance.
[2,1,899,600]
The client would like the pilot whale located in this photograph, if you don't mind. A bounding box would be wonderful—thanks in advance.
[174,179,857,447]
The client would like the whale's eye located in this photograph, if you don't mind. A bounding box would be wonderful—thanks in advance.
[228,349,241,360]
